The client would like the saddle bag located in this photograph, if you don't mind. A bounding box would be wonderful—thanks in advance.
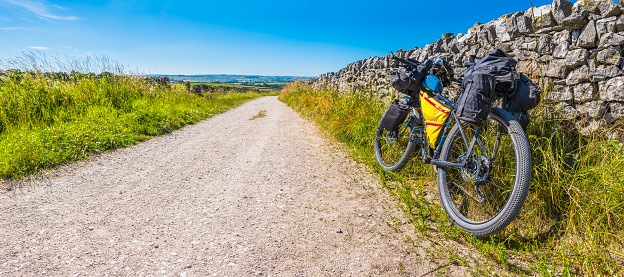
[455,65,497,125]
[420,91,452,148]
[380,99,411,132]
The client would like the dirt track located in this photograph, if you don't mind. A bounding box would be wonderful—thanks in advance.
[0,96,472,276]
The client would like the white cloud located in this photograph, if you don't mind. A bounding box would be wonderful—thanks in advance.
[62,45,79,53]
[0,0,79,21]
[1,27,29,30]
[29,46,49,50]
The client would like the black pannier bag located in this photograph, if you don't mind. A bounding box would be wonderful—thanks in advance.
[380,99,411,132]
[389,60,433,96]
[455,65,497,125]
[477,49,518,94]
[505,74,542,130]
[507,74,542,112]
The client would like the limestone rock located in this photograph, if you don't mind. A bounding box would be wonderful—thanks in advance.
[551,0,574,25]
[608,102,624,120]
[496,42,513,53]
[191,84,210,94]
[495,19,511,42]
[598,0,622,17]
[528,5,557,30]
[578,120,605,135]
[522,41,537,50]
[600,76,624,101]
[539,35,554,55]
[598,32,624,48]
[577,100,606,118]
[546,58,570,78]
[573,83,597,102]
[553,30,571,58]
[596,46,622,65]
[486,23,498,42]
[578,20,598,48]
[519,50,539,60]
[595,17,617,39]
[561,13,588,30]
[548,85,574,102]
[617,15,624,32]
[517,60,540,75]
[566,48,589,68]
[567,65,590,85]
[517,15,533,34]
[573,0,599,14]
[590,65,622,82]
[505,12,523,39]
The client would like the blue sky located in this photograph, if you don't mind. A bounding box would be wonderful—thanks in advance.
[0,0,597,76]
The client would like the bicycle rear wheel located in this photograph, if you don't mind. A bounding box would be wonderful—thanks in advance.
[437,108,531,237]
[374,115,417,172]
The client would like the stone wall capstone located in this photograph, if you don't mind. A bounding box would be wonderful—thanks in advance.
[310,0,624,134]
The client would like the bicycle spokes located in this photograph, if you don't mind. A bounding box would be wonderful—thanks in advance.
[443,115,518,223]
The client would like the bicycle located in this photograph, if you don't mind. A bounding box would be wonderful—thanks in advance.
[374,54,531,237]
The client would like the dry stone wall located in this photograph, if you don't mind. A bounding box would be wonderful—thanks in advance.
[311,0,624,134]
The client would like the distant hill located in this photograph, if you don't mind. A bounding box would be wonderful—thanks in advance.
[153,74,314,84]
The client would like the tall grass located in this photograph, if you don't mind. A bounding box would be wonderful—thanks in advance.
[279,81,624,276]
[0,53,263,181]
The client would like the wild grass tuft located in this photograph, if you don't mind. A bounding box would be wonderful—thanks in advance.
[279,81,624,276]
[0,53,263,182]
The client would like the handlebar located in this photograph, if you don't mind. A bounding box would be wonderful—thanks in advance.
[388,51,421,67]
[389,51,459,83]
[389,51,444,70]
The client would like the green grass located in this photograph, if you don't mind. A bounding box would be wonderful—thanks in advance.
[249,110,267,120]
[279,81,624,276]
[190,82,237,87]
[0,69,262,182]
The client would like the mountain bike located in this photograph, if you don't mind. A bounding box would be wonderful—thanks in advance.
[374,54,531,237]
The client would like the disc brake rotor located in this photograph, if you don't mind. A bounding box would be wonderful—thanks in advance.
[461,155,490,182]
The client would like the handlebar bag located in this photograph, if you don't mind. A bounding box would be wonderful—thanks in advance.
[456,65,497,125]
[380,99,411,132]
[389,61,433,96]
[420,91,452,149]
[389,70,420,96]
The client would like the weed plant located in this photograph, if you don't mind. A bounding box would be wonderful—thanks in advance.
[0,53,262,181]
[279,81,624,276]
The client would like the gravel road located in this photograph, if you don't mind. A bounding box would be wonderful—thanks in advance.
[0,96,471,276]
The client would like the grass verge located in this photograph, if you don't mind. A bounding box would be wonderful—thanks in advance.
[0,69,263,182]
[279,81,624,276]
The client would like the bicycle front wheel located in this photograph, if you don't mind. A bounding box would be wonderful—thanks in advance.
[437,108,531,237]
[374,116,417,172]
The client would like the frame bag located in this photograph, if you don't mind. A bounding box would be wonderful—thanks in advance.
[380,99,411,132]
[420,91,452,148]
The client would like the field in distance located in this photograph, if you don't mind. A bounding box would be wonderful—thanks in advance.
[154,74,314,89]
